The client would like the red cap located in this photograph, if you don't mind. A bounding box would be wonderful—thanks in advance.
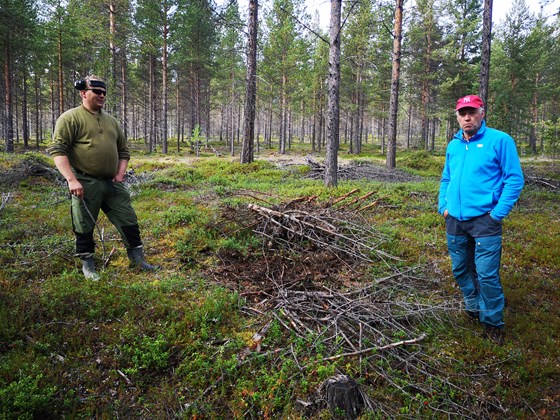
[456,95,484,111]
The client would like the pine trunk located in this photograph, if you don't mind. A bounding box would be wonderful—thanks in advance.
[4,48,14,153]
[386,0,404,169]
[162,8,169,154]
[479,0,493,108]
[324,0,341,187]
[241,0,258,163]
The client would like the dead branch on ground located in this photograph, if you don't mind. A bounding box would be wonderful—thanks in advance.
[1,192,13,212]
[525,175,558,190]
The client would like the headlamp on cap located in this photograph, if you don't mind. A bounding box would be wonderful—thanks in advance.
[74,78,107,91]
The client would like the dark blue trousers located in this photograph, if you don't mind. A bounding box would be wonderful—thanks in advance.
[445,214,505,328]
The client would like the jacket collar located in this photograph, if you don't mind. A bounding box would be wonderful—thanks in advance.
[455,119,487,142]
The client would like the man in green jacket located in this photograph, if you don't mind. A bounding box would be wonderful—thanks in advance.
[48,75,157,280]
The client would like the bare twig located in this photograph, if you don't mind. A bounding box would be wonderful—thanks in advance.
[526,175,558,190]
[332,188,360,204]
[0,192,13,212]
[117,369,133,385]
[314,333,427,364]
[81,197,107,263]
[103,247,118,268]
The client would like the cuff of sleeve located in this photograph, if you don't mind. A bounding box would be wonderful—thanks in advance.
[489,212,503,221]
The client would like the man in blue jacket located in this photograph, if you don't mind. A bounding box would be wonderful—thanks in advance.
[438,95,524,345]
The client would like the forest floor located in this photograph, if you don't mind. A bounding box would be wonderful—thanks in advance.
[0,144,559,419]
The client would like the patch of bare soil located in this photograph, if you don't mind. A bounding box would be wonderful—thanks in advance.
[209,199,369,300]
[212,249,353,303]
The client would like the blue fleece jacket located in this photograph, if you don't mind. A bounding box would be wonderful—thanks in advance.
[438,120,524,221]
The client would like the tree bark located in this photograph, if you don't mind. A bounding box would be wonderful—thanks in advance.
[530,73,539,153]
[149,55,156,152]
[34,73,41,148]
[420,2,432,151]
[241,0,258,164]
[4,47,14,153]
[279,73,287,154]
[57,23,64,115]
[109,1,117,116]
[230,69,235,156]
[300,99,305,143]
[324,0,341,187]
[177,76,181,152]
[386,0,404,169]
[121,50,128,139]
[22,69,29,148]
[479,0,493,108]
[162,2,169,154]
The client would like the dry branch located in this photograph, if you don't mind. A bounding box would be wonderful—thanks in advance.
[357,200,380,212]
[315,333,427,363]
[332,188,360,204]
[1,192,13,212]
[526,175,558,190]
[207,145,223,156]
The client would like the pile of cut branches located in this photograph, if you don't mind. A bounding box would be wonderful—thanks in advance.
[241,197,507,418]
[305,156,422,183]
[248,200,395,266]
[0,155,63,188]
[523,165,560,191]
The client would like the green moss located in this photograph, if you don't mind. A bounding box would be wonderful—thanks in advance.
[0,149,558,418]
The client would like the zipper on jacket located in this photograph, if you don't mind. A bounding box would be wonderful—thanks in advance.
[458,142,469,220]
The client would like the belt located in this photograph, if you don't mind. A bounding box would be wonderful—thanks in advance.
[74,168,113,180]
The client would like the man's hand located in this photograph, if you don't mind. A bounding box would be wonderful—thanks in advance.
[112,173,125,183]
[443,209,449,218]
[113,159,128,183]
[68,179,84,198]
[53,156,84,198]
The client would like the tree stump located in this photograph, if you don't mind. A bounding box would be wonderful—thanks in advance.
[321,374,365,419]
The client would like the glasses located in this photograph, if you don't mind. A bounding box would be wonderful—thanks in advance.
[87,89,106,96]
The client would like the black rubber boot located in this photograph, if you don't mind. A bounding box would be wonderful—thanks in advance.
[80,255,100,280]
[127,247,158,271]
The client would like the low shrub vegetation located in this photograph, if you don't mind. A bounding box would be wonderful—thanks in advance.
[0,146,558,418]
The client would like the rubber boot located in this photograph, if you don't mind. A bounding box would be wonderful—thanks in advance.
[127,247,158,271]
[81,255,100,280]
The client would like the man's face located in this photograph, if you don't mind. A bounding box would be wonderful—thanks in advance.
[81,85,106,111]
[456,107,484,139]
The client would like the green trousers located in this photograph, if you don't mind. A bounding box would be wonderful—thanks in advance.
[71,173,142,255]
